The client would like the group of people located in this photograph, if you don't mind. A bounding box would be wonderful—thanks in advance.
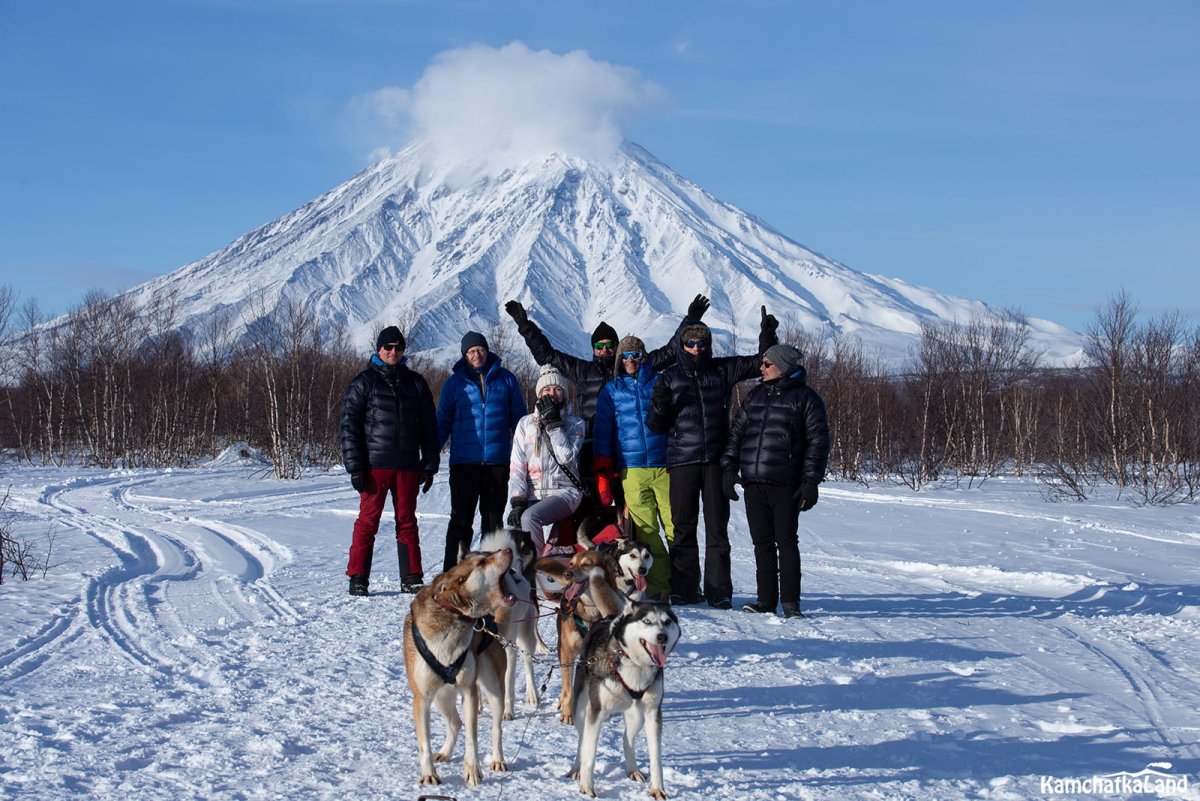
[338,296,830,617]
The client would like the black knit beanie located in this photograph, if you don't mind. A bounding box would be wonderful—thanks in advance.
[375,325,405,350]
[460,331,488,355]
[591,321,618,345]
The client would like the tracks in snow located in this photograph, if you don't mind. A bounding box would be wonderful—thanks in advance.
[0,474,296,687]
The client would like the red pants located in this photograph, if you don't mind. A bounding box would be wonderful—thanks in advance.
[346,468,422,579]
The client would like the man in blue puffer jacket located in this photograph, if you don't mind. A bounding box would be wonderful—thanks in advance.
[593,334,672,600]
[436,331,527,570]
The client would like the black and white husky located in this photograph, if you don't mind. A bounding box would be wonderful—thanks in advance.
[570,601,681,798]
[576,511,655,602]
[478,528,540,718]
[610,538,654,601]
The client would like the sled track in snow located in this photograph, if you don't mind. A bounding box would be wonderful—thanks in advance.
[0,608,85,682]
[823,487,1200,548]
[0,475,296,687]
[115,486,300,626]
[42,478,213,685]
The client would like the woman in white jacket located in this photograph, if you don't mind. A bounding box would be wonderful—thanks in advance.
[507,365,587,553]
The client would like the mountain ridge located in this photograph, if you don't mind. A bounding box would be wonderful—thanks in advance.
[122,139,1083,365]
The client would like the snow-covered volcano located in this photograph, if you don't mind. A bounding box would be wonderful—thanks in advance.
[124,139,1081,364]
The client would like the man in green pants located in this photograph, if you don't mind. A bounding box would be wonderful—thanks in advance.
[592,334,672,600]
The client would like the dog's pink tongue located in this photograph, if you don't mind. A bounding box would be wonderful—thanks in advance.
[634,574,647,593]
[646,642,668,667]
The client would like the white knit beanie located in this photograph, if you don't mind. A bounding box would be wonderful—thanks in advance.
[534,365,568,395]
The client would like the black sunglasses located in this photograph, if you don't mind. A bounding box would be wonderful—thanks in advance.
[380,343,403,352]
[683,339,708,349]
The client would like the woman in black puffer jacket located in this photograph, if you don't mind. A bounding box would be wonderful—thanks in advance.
[721,343,829,619]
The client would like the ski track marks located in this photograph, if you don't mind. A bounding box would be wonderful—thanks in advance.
[0,474,296,688]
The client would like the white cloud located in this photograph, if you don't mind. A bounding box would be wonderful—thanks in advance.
[349,42,663,172]
[344,86,412,161]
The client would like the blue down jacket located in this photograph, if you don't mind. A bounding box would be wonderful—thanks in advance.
[593,362,668,469]
[436,351,527,465]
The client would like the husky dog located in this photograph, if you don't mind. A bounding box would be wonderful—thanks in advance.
[609,537,654,601]
[575,508,653,601]
[402,548,517,787]
[571,601,682,798]
[477,528,540,718]
[534,549,628,723]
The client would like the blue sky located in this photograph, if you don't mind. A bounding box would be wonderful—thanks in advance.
[2,0,1196,332]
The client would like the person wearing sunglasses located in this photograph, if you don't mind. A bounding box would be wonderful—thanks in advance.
[592,335,672,600]
[504,294,712,499]
[721,343,829,619]
[435,331,528,571]
[645,305,780,609]
[340,325,440,597]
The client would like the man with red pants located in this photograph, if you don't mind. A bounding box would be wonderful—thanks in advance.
[340,325,439,597]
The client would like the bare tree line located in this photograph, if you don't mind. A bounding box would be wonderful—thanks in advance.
[1,286,1197,505]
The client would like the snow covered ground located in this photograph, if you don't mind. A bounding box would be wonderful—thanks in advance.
[1,461,1198,800]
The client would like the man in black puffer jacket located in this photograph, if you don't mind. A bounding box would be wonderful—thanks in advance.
[721,343,829,619]
[340,325,439,597]
[504,295,710,491]
[646,306,780,608]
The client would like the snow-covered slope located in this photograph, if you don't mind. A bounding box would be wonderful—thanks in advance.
[1,466,1196,799]
[124,140,1082,364]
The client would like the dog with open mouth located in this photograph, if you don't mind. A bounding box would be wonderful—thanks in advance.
[570,600,682,798]
[575,507,655,602]
[402,547,518,787]
[477,527,540,719]
[534,548,629,723]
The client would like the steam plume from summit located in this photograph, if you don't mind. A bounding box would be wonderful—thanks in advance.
[353,42,663,174]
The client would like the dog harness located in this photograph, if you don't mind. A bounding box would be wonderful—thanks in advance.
[608,651,662,701]
[411,605,498,685]
[559,584,593,636]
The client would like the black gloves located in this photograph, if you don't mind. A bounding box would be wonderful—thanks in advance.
[796,482,819,512]
[536,396,563,430]
[646,379,672,434]
[507,497,529,528]
[350,470,370,493]
[504,300,529,327]
[722,470,741,501]
[420,470,435,494]
[687,294,710,321]
[650,379,671,416]
[760,305,779,338]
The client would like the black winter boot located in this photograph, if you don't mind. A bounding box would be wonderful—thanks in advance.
[401,574,424,594]
[349,575,369,597]
[742,601,775,614]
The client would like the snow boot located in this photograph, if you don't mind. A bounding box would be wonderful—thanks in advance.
[349,575,369,597]
[781,602,803,619]
[398,547,423,593]
[742,601,775,614]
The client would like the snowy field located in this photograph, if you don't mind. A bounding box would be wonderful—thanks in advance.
[2,457,1198,800]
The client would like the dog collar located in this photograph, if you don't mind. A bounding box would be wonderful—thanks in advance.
[435,593,473,621]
